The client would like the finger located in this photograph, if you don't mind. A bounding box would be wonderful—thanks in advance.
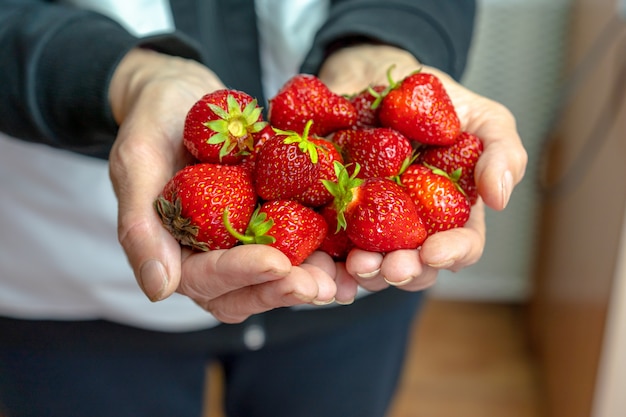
[111,122,187,301]
[178,245,292,301]
[353,275,390,293]
[302,250,337,277]
[389,266,439,292]
[461,98,527,211]
[473,105,527,211]
[199,265,331,324]
[344,248,389,292]
[333,264,360,305]
[475,137,527,211]
[299,262,338,305]
[378,249,430,289]
[427,67,527,211]
[378,249,422,285]
[118,208,183,302]
[380,249,439,291]
[345,248,384,279]
[419,200,486,272]
[302,251,341,304]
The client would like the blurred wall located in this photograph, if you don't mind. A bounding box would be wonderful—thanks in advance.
[529,0,626,416]
[432,0,572,301]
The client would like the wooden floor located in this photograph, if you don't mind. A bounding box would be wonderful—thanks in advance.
[205,298,546,417]
[387,298,546,417]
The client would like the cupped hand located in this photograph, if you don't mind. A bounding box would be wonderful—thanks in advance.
[318,44,528,292]
[108,48,336,323]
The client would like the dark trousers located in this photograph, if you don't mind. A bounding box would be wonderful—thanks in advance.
[0,288,424,417]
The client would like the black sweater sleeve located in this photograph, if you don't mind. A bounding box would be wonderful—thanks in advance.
[0,0,475,158]
[301,0,476,81]
[0,0,200,158]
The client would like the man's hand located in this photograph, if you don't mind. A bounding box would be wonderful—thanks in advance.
[318,44,528,292]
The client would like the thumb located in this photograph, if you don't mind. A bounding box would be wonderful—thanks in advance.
[117,200,183,302]
[109,119,187,302]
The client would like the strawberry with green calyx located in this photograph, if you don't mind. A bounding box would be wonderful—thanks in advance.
[417,131,483,205]
[240,123,276,173]
[349,84,386,128]
[332,127,414,181]
[225,200,328,266]
[254,119,321,201]
[399,163,471,236]
[155,163,257,251]
[268,74,358,137]
[183,89,267,164]
[222,206,276,245]
[367,64,402,110]
[323,162,427,252]
[377,68,461,146]
[293,137,344,208]
[318,204,354,261]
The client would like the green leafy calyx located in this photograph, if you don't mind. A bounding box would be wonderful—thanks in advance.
[223,207,276,245]
[204,94,267,160]
[322,161,364,231]
[423,163,467,196]
[272,119,319,164]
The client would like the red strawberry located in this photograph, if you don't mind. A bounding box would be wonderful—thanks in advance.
[183,89,267,164]
[293,137,344,207]
[155,163,257,251]
[332,127,414,180]
[400,163,471,235]
[378,71,461,146]
[268,74,358,137]
[318,204,354,261]
[330,128,353,149]
[417,131,483,204]
[226,200,328,266]
[349,85,386,128]
[254,120,321,201]
[240,123,276,173]
[324,162,427,252]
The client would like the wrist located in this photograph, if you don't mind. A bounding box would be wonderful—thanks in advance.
[109,48,162,125]
[108,48,221,125]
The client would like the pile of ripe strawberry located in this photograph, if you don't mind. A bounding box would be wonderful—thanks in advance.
[155,68,483,266]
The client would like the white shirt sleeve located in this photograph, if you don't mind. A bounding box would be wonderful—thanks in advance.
[59,0,175,36]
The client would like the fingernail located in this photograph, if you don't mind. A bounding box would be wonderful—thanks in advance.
[312,297,336,306]
[336,298,355,306]
[139,260,168,301]
[427,259,455,269]
[357,269,380,279]
[502,170,513,208]
[384,276,414,287]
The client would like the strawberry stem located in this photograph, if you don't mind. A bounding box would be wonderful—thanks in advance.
[273,119,320,164]
[391,152,419,185]
[370,64,423,110]
[322,161,364,231]
[222,208,251,243]
[370,65,397,110]
[223,207,276,245]
[423,163,467,197]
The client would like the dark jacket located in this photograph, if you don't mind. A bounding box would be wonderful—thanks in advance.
[0,0,476,158]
